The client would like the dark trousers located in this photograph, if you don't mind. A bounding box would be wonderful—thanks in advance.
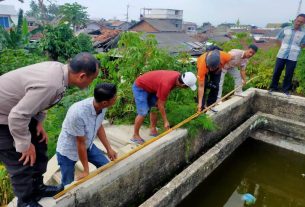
[270,58,297,93]
[201,72,222,109]
[0,119,48,202]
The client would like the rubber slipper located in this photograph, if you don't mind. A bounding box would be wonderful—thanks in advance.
[130,138,145,144]
[149,132,159,137]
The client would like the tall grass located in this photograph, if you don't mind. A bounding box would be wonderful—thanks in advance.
[0,163,14,206]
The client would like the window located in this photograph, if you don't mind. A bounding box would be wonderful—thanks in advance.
[0,16,9,28]
[188,27,194,31]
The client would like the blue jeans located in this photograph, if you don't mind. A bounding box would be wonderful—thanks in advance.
[132,83,157,116]
[57,144,109,186]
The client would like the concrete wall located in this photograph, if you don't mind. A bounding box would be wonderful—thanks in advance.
[140,113,264,207]
[140,89,305,207]
[252,89,305,123]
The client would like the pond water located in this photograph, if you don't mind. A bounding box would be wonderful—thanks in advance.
[178,139,305,207]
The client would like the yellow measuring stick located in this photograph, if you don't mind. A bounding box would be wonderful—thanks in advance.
[54,76,258,199]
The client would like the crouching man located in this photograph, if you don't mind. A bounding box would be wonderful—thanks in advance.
[56,83,118,187]
[132,70,197,144]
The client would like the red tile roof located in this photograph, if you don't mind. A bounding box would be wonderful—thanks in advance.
[28,26,43,40]
[94,28,121,42]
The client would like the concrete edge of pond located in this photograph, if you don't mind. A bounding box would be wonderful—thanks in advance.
[140,113,264,207]
[250,113,305,155]
[52,129,189,207]
[140,108,305,207]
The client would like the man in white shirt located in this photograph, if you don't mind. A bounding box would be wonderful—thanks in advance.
[217,44,258,101]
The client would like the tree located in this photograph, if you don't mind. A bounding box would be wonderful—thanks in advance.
[59,3,89,32]
[281,22,292,28]
[26,0,59,24]
[40,23,93,60]
[236,18,240,26]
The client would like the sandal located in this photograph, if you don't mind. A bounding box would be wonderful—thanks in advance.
[130,138,145,144]
[149,132,159,137]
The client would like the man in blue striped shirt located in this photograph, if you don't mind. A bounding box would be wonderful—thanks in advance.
[269,14,305,96]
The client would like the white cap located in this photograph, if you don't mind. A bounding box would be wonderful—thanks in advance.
[181,72,197,91]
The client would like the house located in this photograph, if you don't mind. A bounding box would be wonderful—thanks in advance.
[105,20,131,31]
[182,21,197,35]
[130,18,181,32]
[251,28,280,42]
[25,16,38,26]
[140,8,183,30]
[129,8,204,55]
[93,28,121,52]
[216,23,235,33]
[266,23,282,29]
[209,32,231,43]
[0,4,18,28]
[78,20,105,35]
[143,32,204,55]
[230,25,252,33]
[199,22,214,33]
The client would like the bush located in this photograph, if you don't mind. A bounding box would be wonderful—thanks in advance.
[0,49,48,75]
[40,23,93,61]
[96,32,197,122]
[295,49,305,95]
[0,164,14,206]
[246,47,278,89]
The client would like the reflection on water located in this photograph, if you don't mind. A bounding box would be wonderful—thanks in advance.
[178,139,305,207]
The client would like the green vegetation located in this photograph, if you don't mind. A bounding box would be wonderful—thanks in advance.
[0,9,42,50]
[44,32,216,158]
[59,2,89,31]
[26,0,60,23]
[0,49,47,75]
[40,23,93,61]
[0,164,14,206]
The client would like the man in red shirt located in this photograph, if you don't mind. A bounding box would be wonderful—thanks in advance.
[131,70,197,144]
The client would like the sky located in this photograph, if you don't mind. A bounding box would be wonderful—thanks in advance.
[1,0,302,27]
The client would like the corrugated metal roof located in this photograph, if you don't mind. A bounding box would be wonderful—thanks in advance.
[145,32,199,53]
[144,19,180,32]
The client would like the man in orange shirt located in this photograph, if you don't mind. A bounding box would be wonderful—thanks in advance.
[197,50,232,112]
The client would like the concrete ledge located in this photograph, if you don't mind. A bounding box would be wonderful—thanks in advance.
[140,107,305,207]
[55,129,188,207]
[253,89,305,123]
[140,113,263,207]
[250,129,305,155]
